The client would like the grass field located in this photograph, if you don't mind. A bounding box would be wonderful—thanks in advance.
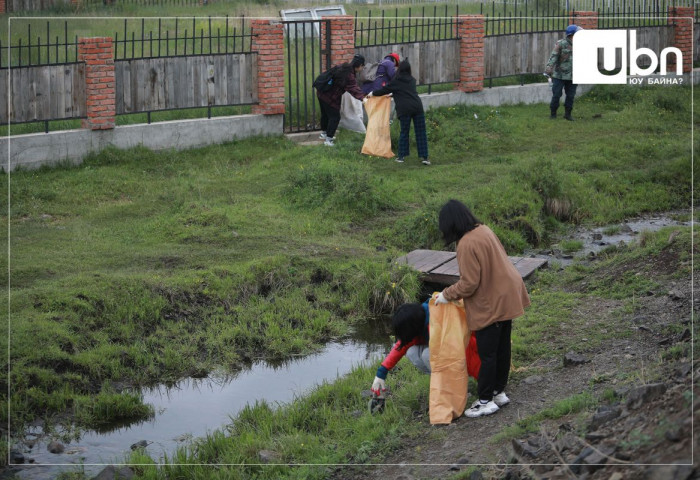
[1,83,695,473]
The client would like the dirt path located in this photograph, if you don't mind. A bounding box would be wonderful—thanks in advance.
[332,242,696,480]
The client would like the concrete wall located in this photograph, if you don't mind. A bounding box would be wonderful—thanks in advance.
[421,68,699,110]
[2,114,281,172]
[422,82,598,110]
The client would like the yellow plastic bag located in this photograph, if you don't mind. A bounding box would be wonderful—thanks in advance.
[428,296,470,424]
[361,96,394,158]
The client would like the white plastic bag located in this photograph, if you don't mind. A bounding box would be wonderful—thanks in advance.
[339,92,366,133]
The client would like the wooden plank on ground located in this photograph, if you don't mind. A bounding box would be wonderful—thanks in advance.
[512,257,548,279]
[395,249,454,272]
[398,249,548,285]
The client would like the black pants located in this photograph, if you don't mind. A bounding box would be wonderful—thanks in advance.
[319,99,340,138]
[550,78,577,111]
[474,320,512,402]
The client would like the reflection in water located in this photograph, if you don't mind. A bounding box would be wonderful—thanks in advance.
[12,327,392,480]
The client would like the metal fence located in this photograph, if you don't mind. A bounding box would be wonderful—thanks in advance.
[353,1,696,40]
[283,19,330,133]
[355,6,460,45]
[112,16,253,60]
[1,16,253,68]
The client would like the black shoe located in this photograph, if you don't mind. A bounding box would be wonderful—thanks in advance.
[550,109,557,119]
[564,109,574,121]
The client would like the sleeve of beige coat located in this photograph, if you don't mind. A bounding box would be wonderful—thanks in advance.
[443,240,481,301]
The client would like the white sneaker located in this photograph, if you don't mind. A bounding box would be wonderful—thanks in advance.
[421,158,431,166]
[493,391,510,407]
[319,131,327,140]
[324,137,335,147]
[464,400,499,418]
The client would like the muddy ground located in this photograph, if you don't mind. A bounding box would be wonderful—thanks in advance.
[332,230,697,480]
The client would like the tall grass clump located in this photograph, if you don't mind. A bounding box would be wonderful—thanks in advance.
[338,260,421,316]
[283,159,396,220]
[381,199,445,251]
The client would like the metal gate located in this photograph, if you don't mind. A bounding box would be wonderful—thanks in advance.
[282,19,331,133]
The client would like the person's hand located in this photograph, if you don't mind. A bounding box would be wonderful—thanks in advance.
[371,376,386,396]
[434,291,449,305]
[362,97,368,104]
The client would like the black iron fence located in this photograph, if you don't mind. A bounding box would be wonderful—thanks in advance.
[1,16,253,68]
[112,16,252,60]
[0,22,79,67]
[355,5,460,46]
[354,1,697,42]
[283,19,330,133]
[81,0,200,6]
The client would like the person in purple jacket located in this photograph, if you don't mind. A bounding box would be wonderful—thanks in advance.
[360,53,400,94]
[316,54,366,147]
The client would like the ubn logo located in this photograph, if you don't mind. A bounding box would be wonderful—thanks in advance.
[573,30,683,84]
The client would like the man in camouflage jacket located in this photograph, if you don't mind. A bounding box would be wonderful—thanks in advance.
[545,24,581,121]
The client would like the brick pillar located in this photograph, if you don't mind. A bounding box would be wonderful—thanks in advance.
[0,0,6,15]
[457,15,485,93]
[251,20,285,115]
[669,6,693,73]
[78,37,115,130]
[320,15,355,68]
[569,11,598,30]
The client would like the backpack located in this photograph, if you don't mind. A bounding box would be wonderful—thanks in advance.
[313,67,338,92]
[358,61,381,84]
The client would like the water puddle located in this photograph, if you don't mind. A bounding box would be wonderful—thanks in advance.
[10,321,392,479]
[525,210,691,267]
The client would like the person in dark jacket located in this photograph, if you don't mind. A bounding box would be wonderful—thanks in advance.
[367,60,430,165]
[317,54,366,147]
[360,52,400,94]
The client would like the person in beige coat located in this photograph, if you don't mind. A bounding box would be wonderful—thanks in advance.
[434,199,530,418]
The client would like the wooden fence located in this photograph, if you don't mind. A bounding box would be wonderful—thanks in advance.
[356,39,460,86]
[484,25,674,79]
[5,0,70,12]
[114,53,257,114]
[0,63,86,124]
[0,52,257,124]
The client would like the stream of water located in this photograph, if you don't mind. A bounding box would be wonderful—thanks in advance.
[10,322,391,480]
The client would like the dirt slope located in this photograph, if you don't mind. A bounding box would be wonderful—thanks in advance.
[332,232,696,480]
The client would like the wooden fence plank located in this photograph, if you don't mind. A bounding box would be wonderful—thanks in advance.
[38,65,51,120]
[0,71,7,124]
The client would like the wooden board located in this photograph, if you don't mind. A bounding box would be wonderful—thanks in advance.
[396,249,548,285]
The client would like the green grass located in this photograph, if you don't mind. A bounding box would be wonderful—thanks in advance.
[559,239,584,253]
[2,84,693,471]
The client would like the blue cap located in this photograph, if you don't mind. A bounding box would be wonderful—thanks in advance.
[566,24,582,36]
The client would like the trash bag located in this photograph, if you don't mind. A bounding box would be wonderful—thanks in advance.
[339,92,366,133]
[428,296,470,425]
[361,95,393,158]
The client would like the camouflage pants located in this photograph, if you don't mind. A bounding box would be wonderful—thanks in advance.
[550,78,578,111]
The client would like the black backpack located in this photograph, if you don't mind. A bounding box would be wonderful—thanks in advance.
[313,67,338,92]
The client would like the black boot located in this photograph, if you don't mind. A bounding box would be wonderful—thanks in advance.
[564,108,574,121]
[550,108,557,119]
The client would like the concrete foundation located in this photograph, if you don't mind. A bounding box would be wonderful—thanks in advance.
[2,114,282,172]
[421,82,594,111]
